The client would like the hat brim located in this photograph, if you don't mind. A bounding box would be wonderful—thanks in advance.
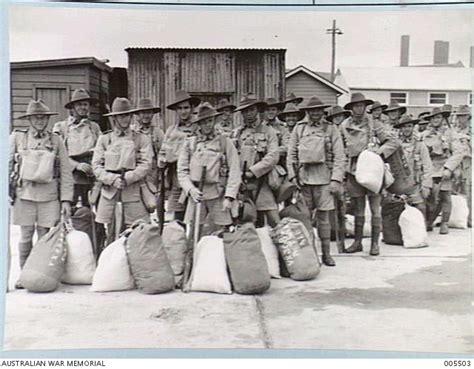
[266,102,286,110]
[368,104,387,113]
[393,119,420,128]
[216,104,236,112]
[278,110,306,122]
[65,97,100,109]
[344,99,374,110]
[234,101,268,112]
[166,96,201,111]
[284,97,304,105]
[132,107,162,114]
[194,111,224,124]
[453,111,472,116]
[424,111,451,120]
[300,104,332,111]
[18,112,58,119]
[103,109,136,117]
[383,106,407,115]
[327,111,352,121]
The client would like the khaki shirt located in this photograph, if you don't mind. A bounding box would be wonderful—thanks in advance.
[287,119,346,185]
[400,135,433,188]
[264,118,290,157]
[133,123,164,185]
[216,117,234,138]
[178,134,241,201]
[92,128,152,203]
[10,129,74,203]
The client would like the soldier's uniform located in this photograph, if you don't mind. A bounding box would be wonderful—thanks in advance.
[178,103,241,227]
[264,117,290,165]
[133,124,164,185]
[287,96,346,266]
[422,108,465,233]
[340,93,400,255]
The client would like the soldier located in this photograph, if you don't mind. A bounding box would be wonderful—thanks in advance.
[393,114,433,223]
[340,93,400,256]
[277,103,305,134]
[416,112,431,134]
[326,105,352,126]
[382,100,406,129]
[452,105,472,227]
[215,98,236,137]
[131,98,164,187]
[157,90,201,221]
[232,93,280,227]
[10,100,73,289]
[283,92,304,107]
[287,96,346,266]
[53,89,101,208]
[422,107,464,234]
[92,98,153,238]
[178,103,241,230]
[367,101,388,124]
[264,97,290,171]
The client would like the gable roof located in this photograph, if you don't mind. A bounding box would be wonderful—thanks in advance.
[286,65,347,95]
[11,57,113,73]
[337,66,472,91]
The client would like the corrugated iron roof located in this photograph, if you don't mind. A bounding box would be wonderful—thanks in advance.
[337,66,473,91]
[11,57,113,73]
[126,47,286,52]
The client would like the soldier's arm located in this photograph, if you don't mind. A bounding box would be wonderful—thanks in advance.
[8,133,17,175]
[330,126,346,183]
[177,138,195,195]
[373,120,401,159]
[279,125,290,155]
[55,137,74,203]
[286,125,300,180]
[224,137,242,199]
[420,142,433,188]
[124,134,153,185]
[249,128,279,178]
[92,135,120,185]
[444,135,465,172]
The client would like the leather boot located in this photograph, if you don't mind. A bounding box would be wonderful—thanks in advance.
[370,217,381,256]
[317,211,335,266]
[321,239,335,267]
[346,216,364,253]
[337,227,346,254]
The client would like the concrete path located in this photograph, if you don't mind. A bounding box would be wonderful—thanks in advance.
[4,225,472,354]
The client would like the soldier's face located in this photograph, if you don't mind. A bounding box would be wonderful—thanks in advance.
[332,114,345,126]
[307,108,324,122]
[222,107,233,119]
[285,113,299,127]
[73,101,90,118]
[400,123,414,137]
[265,107,279,120]
[242,106,258,123]
[371,107,383,118]
[457,115,470,126]
[418,123,428,132]
[176,101,192,121]
[200,117,215,136]
[29,115,49,132]
[115,113,132,130]
[351,103,366,116]
[138,110,154,125]
[431,114,443,127]
[388,110,401,121]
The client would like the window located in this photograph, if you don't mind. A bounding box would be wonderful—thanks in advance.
[389,92,407,105]
[429,92,447,105]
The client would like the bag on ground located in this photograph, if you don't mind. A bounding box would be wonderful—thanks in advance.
[449,195,469,229]
[256,227,281,279]
[271,217,320,281]
[381,197,404,245]
[91,236,135,292]
[61,230,96,285]
[399,205,429,248]
[20,223,68,293]
[162,220,187,275]
[70,206,105,257]
[355,150,385,193]
[189,236,232,294]
[126,221,175,294]
[385,147,417,195]
[223,223,271,295]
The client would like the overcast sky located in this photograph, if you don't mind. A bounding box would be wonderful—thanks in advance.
[9,4,474,72]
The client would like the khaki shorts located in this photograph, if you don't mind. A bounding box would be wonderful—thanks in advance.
[12,199,60,228]
[301,184,334,211]
[96,197,149,225]
[346,173,380,198]
[184,197,238,226]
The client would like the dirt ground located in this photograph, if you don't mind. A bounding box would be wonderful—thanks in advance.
[4,223,473,354]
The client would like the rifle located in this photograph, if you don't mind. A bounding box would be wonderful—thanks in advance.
[157,168,166,235]
[182,165,207,292]
[9,153,21,206]
[113,168,125,241]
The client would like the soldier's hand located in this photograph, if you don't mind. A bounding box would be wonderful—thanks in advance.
[422,186,431,199]
[189,187,202,203]
[77,163,93,176]
[245,171,255,179]
[112,177,125,190]
[222,198,233,211]
[329,180,343,199]
[442,169,452,180]
[61,201,72,220]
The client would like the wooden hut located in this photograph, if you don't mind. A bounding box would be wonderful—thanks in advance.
[126,48,286,129]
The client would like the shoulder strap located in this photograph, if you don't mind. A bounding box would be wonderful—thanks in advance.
[219,135,227,155]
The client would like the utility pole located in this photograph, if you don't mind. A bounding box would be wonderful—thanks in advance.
[326,19,343,82]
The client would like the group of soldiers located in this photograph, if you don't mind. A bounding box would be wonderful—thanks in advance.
[9,87,472,289]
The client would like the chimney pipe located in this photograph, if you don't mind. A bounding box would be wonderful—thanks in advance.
[400,35,410,67]
[434,40,449,65]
